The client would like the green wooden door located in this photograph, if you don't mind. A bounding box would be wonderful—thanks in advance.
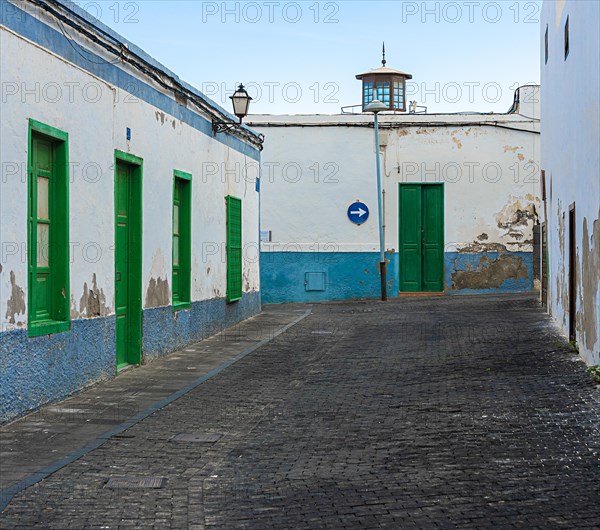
[398,185,422,292]
[115,160,142,368]
[115,162,130,369]
[399,184,444,292]
[421,185,444,291]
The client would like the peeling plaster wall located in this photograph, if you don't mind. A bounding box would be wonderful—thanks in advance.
[382,124,540,256]
[0,3,260,423]
[541,0,600,365]
[251,109,540,302]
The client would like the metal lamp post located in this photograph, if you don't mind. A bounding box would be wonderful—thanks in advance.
[364,98,388,301]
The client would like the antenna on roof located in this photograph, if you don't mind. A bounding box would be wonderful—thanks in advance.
[382,42,386,67]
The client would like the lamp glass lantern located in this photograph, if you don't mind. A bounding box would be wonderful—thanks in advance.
[230,84,253,123]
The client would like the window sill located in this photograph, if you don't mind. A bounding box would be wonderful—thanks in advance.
[28,320,70,338]
[172,302,191,312]
[226,296,242,303]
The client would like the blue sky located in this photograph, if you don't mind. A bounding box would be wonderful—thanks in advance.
[84,0,542,114]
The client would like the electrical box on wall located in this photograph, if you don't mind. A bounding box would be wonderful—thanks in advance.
[305,272,326,292]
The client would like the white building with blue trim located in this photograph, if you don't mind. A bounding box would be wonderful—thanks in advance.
[0,0,262,423]
[249,68,541,304]
[540,0,599,366]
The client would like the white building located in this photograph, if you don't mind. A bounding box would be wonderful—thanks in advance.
[249,70,541,304]
[540,0,600,366]
[0,0,262,423]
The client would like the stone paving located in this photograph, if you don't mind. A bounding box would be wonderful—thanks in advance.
[0,306,310,490]
[1,294,599,529]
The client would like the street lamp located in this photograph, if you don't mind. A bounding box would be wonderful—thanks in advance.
[230,84,253,123]
[213,83,253,134]
[364,98,388,301]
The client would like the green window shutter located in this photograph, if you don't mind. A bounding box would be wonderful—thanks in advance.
[173,171,192,310]
[226,196,242,302]
[27,120,70,337]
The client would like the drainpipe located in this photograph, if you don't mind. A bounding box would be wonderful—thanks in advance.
[374,112,387,301]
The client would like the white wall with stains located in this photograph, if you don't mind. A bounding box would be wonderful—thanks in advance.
[541,0,600,365]
[0,17,260,331]
[0,0,263,423]
[250,106,540,290]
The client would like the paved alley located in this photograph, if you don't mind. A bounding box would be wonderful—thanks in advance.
[1,294,599,529]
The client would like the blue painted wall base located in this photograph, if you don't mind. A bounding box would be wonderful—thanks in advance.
[260,252,399,304]
[143,292,260,361]
[0,293,260,424]
[0,318,115,424]
[260,251,534,304]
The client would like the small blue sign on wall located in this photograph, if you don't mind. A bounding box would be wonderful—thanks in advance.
[347,201,369,225]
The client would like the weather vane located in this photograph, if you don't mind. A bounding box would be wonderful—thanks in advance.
[382,42,386,67]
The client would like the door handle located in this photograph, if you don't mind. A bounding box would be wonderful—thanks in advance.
[116,272,122,281]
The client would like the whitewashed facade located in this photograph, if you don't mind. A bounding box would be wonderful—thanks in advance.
[0,0,262,423]
[540,0,600,365]
[249,85,540,304]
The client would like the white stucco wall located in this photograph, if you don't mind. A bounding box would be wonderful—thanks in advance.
[0,21,260,331]
[250,111,540,258]
[541,0,600,365]
[511,85,541,120]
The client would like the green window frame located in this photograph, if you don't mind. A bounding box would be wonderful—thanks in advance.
[226,195,242,303]
[172,170,192,310]
[27,119,70,337]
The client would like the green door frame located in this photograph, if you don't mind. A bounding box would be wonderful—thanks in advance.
[27,119,70,337]
[398,183,444,293]
[114,150,143,370]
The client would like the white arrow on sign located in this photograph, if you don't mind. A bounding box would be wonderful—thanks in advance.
[350,207,367,217]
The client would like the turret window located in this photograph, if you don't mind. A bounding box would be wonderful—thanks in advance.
[356,49,412,112]
[363,81,374,106]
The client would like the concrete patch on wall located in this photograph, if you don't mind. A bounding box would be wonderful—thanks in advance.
[578,214,600,363]
[495,195,538,245]
[5,271,26,326]
[457,239,508,254]
[447,252,532,293]
[77,274,111,318]
[145,248,170,308]
[145,277,171,309]
[556,202,568,325]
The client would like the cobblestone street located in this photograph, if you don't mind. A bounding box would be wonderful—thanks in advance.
[1,294,599,529]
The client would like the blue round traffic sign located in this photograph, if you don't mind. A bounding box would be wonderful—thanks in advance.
[347,201,369,225]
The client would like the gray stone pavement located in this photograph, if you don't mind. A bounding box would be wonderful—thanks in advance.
[0,306,310,492]
[1,294,599,529]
